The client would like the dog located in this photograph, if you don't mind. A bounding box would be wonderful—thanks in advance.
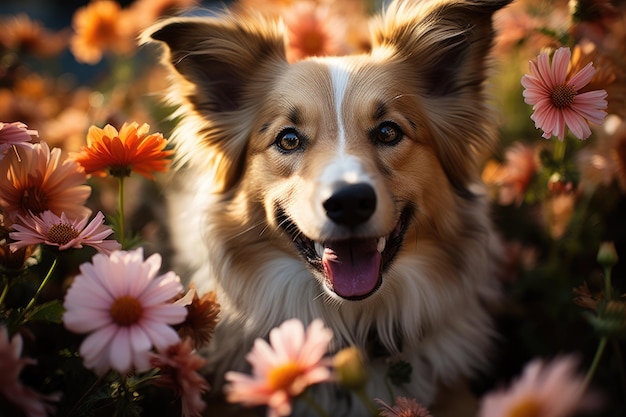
[143,0,510,414]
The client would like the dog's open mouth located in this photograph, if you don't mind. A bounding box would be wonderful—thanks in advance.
[276,206,412,300]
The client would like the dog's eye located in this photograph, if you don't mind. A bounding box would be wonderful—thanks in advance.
[275,129,302,152]
[374,122,403,146]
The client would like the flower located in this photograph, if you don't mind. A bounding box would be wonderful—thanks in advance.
[150,338,210,417]
[521,47,608,141]
[70,0,135,65]
[375,397,433,417]
[175,287,220,350]
[0,14,68,58]
[0,121,37,159]
[0,326,61,417]
[62,248,187,375]
[128,0,199,31]
[482,143,538,206]
[224,319,333,417]
[0,142,91,221]
[332,346,368,390]
[478,356,596,417]
[70,122,174,179]
[9,210,121,254]
[283,2,345,62]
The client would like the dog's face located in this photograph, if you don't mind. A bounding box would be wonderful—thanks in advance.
[145,0,510,301]
[244,57,457,300]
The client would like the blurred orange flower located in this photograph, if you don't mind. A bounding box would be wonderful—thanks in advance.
[70,122,173,179]
[70,0,135,65]
[128,0,199,31]
[283,2,345,62]
[0,14,68,58]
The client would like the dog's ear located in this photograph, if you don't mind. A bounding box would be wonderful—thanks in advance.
[142,14,287,192]
[371,0,511,195]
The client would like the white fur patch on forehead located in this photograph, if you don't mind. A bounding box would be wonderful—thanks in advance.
[316,57,352,154]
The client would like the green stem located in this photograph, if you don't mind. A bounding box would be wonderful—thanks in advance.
[603,265,612,301]
[16,257,57,326]
[584,336,608,389]
[355,388,381,416]
[301,391,332,417]
[553,138,567,165]
[66,371,109,417]
[118,176,126,248]
[0,278,9,306]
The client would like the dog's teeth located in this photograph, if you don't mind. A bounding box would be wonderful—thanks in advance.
[377,237,387,253]
[315,242,325,258]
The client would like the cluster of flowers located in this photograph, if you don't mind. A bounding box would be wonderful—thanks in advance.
[0,120,220,416]
[1,0,626,416]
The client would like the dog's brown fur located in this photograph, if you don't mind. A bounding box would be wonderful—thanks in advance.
[143,0,510,415]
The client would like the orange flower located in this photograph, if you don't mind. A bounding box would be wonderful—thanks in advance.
[0,142,91,222]
[69,0,135,65]
[71,122,174,179]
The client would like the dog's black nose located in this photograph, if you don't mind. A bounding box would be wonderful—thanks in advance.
[323,183,377,227]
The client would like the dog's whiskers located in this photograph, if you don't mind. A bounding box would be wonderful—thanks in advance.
[224,220,266,242]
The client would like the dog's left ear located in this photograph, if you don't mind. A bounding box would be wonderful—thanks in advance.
[371,0,511,194]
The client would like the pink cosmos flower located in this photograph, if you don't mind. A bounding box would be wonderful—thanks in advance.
[521,47,608,141]
[0,121,37,159]
[0,326,61,417]
[375,397,433,417]
[9,210,121,254]
[478,356,597,417]
[150,337,210,417]
[62,248,187,375]
[224,319,334,417]
[0,142,91,222]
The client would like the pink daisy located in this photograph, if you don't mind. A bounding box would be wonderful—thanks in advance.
[150,337,210,417]
[375,397,433,417]
[0,326,61,417]
[0,121,37,159]
[62,248,187,375]
[9,210,121,254]
[521,47,608,141]
[478,356,597,417]
[224,319,333,417]
[0,142,91,221]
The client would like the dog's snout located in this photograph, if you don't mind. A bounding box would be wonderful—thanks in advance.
[323,183,377,227]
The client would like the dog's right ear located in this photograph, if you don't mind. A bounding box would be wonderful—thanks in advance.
[141,14,288,191]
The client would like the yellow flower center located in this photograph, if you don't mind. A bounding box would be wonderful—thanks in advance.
[550,84,576,108]
[110,296,143,326]
[267,361,303,391]
[507,397,543,417]
[48,223,80,245]
[20,186,48,215]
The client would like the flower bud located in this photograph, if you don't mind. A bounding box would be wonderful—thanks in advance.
[597,241,618,268]
[333,346,368,390]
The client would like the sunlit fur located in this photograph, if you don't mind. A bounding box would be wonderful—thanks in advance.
[143,0,510,414]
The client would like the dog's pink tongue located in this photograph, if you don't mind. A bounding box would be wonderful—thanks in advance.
[322,239,381,298]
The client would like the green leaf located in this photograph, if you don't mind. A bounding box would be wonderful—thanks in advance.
[25,300,65,324]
